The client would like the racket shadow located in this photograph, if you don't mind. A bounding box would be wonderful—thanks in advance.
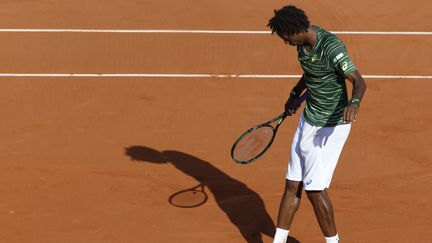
[125,145,301,243]
[168,183,208,208]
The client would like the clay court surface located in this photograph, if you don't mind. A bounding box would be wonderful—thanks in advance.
[0,0,431,242]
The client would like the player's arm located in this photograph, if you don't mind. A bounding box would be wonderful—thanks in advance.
[344,70,366,122]
[285,74,307,113]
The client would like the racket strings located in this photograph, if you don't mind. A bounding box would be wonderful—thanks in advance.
[233,126,274,162]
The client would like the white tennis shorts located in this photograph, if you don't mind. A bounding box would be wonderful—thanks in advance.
[286,113,351,191]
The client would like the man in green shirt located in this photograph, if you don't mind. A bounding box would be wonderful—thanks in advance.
[267,5,366,243]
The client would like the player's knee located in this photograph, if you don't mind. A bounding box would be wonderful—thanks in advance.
[305,190,324,203]
[284,180,303,196]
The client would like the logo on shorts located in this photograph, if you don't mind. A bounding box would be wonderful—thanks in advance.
[305,179,313,185]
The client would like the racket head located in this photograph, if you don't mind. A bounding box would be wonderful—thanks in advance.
[231,93,307,164]
[168,185,208,208]
[231,124,277,164]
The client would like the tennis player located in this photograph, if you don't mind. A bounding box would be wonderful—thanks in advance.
[267,5,366,243]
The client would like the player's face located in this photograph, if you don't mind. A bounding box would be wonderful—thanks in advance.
[279,33,305,46]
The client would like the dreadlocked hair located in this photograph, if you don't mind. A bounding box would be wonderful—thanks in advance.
[267,5,310,36]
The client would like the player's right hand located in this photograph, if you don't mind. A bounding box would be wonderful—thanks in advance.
[285,97,298,114]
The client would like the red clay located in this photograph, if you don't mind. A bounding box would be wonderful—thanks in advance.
[0,1,431,242]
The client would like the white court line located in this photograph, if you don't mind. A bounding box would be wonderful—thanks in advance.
[0,29,429,79]
[0,29,432,35]
[0,73,431,79]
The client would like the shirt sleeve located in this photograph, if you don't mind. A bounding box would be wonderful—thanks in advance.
[327,39,357,77]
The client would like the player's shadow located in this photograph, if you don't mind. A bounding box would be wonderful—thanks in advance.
[125,145,300,243]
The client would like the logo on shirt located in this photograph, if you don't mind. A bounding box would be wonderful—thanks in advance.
[305,179,313,185]
[333,53,344,63]
[342,62,348,71]
[311,55,318,63]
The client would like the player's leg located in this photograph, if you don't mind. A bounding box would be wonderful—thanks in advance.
[301,123,351,242]
[273,115,306,243]
[273,180,303,243]
[306,189,338,239]
[276,179,303,228]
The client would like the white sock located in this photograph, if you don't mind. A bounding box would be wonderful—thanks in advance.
[324,234,339,243]
[273,228,289,243]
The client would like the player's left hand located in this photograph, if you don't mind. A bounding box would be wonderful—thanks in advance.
[344,104,359,123]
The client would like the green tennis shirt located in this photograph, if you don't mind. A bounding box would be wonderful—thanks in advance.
[298,26,357,127]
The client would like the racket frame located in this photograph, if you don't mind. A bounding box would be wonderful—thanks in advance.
[231,93,307,164]
[231,112,288,164]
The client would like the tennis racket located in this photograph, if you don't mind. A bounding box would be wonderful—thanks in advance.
[168,183,208,208]
[231,93,307,164]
